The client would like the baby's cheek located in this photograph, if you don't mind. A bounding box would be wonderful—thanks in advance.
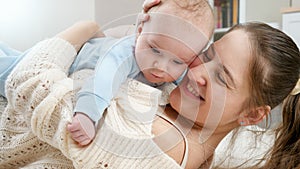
[165,75,176,82]
[171,67,186,79]
[164,72,179,82]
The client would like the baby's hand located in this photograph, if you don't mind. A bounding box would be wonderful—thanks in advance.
[67,112,96,146]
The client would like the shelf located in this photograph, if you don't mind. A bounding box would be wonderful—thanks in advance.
[281,7,300,14]
[214,27,230,33]
[213,0,239,29]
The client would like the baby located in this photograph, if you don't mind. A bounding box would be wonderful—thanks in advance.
[67,0,214,146]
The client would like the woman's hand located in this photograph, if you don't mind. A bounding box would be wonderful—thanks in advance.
[56,21,102,52]
[142,0,161,13]
[137,0,161,33]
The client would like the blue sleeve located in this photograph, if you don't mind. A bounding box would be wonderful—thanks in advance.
[69,37,118,74]
[74,36,138,122]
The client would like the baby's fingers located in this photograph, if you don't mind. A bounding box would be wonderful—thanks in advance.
[67,117,81,132]
[79,138,93,146]
[73,134,92,145]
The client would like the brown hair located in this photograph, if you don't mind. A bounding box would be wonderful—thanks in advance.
[215,22,300,169]
[229,22,300,110]
[263,94,300,169]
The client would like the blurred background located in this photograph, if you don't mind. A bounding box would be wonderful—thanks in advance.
[0,0,143,51]
[0,0,299,130]
[0,0,299,51]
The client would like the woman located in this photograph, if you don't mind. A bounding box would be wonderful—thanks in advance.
[178,23,300,169]
[1,2,300,169]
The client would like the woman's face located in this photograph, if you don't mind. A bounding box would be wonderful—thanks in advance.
[170,29,252,129]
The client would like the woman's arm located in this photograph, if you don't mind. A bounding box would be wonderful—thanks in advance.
[56,21,104,52]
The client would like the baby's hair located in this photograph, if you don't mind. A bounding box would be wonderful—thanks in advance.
[149,0,215,37]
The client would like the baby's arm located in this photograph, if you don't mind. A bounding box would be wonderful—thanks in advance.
[66,0,161,146]
[68,36,136,146]
[54,21,105,146]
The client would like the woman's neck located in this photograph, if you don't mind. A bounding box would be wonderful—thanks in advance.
[161,105,236,168]
[163,105,233,142]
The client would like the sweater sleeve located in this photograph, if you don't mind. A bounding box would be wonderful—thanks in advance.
[5,37,81,162]
[5,38,76,115]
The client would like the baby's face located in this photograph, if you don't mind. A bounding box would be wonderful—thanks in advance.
[134,12,212,83]
[135,33,195,83]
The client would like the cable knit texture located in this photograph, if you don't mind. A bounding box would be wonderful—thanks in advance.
[0,38,181,169]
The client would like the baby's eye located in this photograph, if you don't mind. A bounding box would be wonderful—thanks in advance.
[173,59,183,65]
[151,47,161,55]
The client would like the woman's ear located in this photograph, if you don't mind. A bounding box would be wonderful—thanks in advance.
[238,105,271,126]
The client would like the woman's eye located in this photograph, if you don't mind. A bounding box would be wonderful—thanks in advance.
[151,47,161,55]
[216,72,228,87]
[201,51,212,63]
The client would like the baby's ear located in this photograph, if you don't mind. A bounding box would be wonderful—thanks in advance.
[238,105,271,126]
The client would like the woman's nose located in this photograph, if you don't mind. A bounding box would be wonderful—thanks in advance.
[188,65,207,86]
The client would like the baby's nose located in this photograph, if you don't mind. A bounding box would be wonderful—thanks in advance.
[153,60,168,71]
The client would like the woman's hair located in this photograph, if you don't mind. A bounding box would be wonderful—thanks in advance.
[229,22,299,110]
[227,22,300,169]
[263,94,300,169]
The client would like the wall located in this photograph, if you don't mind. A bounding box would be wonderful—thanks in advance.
[0,0,95,51]
[243,0,288,25]
[292,0,300,6]
[95,0,143,30]
[1,0,299,51]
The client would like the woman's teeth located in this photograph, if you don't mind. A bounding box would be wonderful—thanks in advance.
[187,83,200,97]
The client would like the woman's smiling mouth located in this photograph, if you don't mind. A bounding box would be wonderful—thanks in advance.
[184,79,205,101]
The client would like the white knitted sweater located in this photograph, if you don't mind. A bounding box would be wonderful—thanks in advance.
[0,38,181,169]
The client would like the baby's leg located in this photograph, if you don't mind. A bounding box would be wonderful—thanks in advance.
[0,56,18,97]
[0,42,30,97]
[56,21,104,53]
